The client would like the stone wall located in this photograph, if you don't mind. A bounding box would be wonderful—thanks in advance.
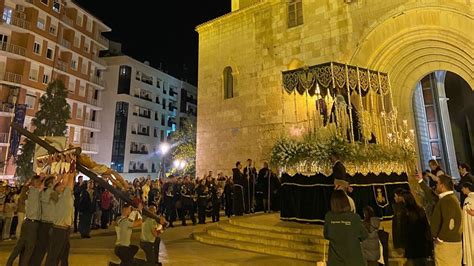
[196,0,474,176]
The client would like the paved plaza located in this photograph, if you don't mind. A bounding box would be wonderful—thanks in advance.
[0,214,312,266]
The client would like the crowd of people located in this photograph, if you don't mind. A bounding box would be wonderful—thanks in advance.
[0,156,282,266]
[323,159,474,266]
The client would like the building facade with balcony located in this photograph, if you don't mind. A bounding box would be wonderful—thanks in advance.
[0,0,109,179]
[179,81,197,128]
[96,55,196,180]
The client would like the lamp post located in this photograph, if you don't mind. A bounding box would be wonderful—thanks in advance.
[159,143,170,179]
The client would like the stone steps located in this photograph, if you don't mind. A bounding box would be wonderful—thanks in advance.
[207,227,322,252]
[193,215,406,265]
[219,220,325,244]
[229,216,324,237]
[193,231,323,262]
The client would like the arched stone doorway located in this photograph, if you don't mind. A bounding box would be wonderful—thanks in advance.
[413,71,474,177]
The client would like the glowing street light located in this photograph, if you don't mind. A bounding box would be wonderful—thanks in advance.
[173,159,187,170]
[160,142,170,155]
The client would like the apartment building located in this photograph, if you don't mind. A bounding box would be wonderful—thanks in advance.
[0,0,109,179]
[97,55,197,180]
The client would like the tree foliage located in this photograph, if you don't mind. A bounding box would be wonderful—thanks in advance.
[169,120,196,176]
[15,79,71,180]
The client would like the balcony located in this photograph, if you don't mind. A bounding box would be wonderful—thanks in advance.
[129,168,148,174]
[92,55,106,67]
[59,38,71,49]
[81,143,99,154]
[55,59,68,72]
[0,133,9,144]
[84,120,101,130]
[137,131,150,137]
[2,16,31,31]
[0,42,26,57]
[94,32,109,47]
[0,104,14,116]
[89,75,105,87]
[60,15,74,27]
[86,97,102,107]
[130,149,148,155]
[1,72,22,84]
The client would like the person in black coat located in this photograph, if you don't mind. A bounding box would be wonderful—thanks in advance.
[243,159,257,214]
[224,177,233,218]
[400,190,433,265]
[73,176,83,233]
[196,179,208,224]
[232,162,245,216]
[455,163,474,206]
[257,163,271,212]
[78,181,95,238]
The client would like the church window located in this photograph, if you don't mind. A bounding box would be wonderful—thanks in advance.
[288,0,303,28]
[223,66,233,99]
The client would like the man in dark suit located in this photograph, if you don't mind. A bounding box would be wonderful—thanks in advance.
[455,163,474,206]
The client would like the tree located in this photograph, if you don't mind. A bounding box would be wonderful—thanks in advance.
[15,79,71,181]
[169,120,196,176]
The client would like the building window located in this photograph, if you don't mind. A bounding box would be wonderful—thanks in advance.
[33,42,41,54]
[46,48,53,60]
[76,105,83,119]
[81,62,88,74]
[223,66,233,99]
[74,36,80,48]
[288,0,303,28]
[84,41,89,53]
[29,67,38,81]
[86,19,93,32]
[160,130,165,142]
[42,74,49,84]
[76,13,83,26]
[52,0,61,13]
[111,102,128,172]
[118,65,132,95]
[73,128,81,143]
[71,58,77,70]
[79,85,86,97]
[49,24,57,35]
[2,8,12,24]
[41,0,48,5]
[25,93,36,109]
[161,114,165,126]
[156,79,161,88]
[37,18,45,30]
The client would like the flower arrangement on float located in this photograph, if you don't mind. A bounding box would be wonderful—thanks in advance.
[270,125,416,176]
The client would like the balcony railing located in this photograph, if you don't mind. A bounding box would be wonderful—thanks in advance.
[59,38,71,49]
[0,133,9,143]
[55,59,68,72]
[89,75,105,87]
[81,143,99,153]
[61,15,74,27]
[1,72,22,84]
[130,150,148,155]
[0,42,26,57]
[95,32,109,47]
[92,55,106,66]
[84,120,101,130]
[0,104,14,114]
[3,16,31,30]
[129,168,148,173]
[86,97,102,107]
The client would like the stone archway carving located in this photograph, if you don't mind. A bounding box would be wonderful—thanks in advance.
[348,4,474,123]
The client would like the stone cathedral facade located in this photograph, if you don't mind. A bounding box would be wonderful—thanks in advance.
[195,0,474,176]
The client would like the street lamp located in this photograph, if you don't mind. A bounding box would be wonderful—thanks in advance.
[159,143,170,179]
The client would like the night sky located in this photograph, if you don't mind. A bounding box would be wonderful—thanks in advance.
[75,1,231,86]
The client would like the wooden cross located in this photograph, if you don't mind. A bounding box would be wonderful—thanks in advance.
[11,123,160,222]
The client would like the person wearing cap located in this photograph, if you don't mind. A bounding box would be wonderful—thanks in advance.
[45,173,75,266]
[7,175,44,266]
[140,205,163,266]
[111,203,143,266]
[30,176,55,266]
